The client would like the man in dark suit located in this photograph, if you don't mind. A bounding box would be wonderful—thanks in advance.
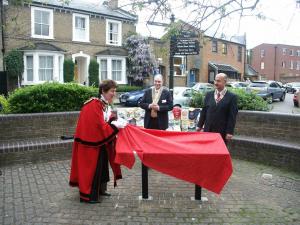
[197,73,238,143]
[139,74,173,130]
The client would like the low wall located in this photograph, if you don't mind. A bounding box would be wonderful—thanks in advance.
[0,110,299,172]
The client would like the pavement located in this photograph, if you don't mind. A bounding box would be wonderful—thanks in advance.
[1,150,299,225]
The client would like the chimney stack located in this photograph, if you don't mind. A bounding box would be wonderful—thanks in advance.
[108,0,118,9]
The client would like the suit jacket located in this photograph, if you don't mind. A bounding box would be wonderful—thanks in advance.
[197,90,238,140]
[139,87,173,130]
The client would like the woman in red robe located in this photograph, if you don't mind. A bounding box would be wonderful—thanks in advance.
[69,80,124,203]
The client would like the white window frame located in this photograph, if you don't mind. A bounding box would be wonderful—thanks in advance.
[290,49,294,56]
[173,56,186,76]
[282,61,286,68]
[261,62,265,70]
[31,6,53,39]
[106,19,122,46]
[97,56,126,84]
[297,61,300,70]
[297,50,300,57]
[260,49,265,58]
[72,13,90,42]
[290,60,294,69]
[23,51,64,85]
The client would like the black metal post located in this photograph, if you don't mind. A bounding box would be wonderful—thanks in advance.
[195,185,202,200]
[169,14,175,98]
[142,163,148,199]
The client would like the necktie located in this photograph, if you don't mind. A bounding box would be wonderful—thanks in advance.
[216,92,221,103]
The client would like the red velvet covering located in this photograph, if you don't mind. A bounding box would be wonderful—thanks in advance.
[115,125,232,194]
[69,99,121,200]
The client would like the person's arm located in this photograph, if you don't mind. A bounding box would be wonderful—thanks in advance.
[139,89,151,110]
[158,90,173,112]
[226,94,238,135]
[197,93,210,130]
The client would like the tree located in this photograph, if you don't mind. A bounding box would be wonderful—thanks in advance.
[124,34,157,86]
[120,0,263,37]
[88,59,99,87]
[63,59,74,83]
[4,49,24,87]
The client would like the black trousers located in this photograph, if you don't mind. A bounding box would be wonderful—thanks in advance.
[149,117,159,130]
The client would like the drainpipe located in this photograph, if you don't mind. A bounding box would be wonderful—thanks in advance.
[1,0,6,70]
[274,46,277,81]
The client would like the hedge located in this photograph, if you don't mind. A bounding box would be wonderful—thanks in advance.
[117,85,143,92]
[190,88,269,111]
[63,59,75,83]
[0,95,10,114]
[8,83,98,113]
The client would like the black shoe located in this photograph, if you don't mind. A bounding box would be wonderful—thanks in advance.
[100,192,111,196]
[80,198,100,204]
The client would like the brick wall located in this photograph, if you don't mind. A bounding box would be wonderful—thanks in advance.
[0,112,79,142]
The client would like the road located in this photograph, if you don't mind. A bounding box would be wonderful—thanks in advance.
[270,93,300,114]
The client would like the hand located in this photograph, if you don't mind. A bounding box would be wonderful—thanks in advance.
[196,127,204,132]
[111,118,128,129]
[226,134,233,141]
[152,103,159,111]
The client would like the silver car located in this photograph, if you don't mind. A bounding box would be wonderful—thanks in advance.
[173,87,193,107]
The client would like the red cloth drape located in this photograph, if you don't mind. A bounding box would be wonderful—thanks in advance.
[115,125,232,194]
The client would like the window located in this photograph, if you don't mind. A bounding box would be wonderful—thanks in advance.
[260,49,265,58]
[238,46,242,62]
[290,60,294,69]
[39,56,53,81]
[31,7,53,39]
[261,62,265,70]
[97,57,126,83]
[23,52,64,84]
[73,13,89,42]
[222,43,227,54]
[106,19,122,46]
[282,61,286,68]
[282,48,287,55]
[212,40,218,53]
[297,50,300,57]
[290,49,294,56]
[26,55,34,81]
[112,59,122,81]
[297,61,300,70]
[174,56,186,76]
[270,82,278,88]
[100,59,108,81]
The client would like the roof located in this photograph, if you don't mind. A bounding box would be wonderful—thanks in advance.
[245,64,258,76]
[209,62,238,73]
[19,42,66,52]
[32,0,137,22]
[96,48,128,56]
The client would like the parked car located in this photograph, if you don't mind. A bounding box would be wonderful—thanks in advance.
[293,91,300,107]
[173,87,193,107]
[192,82,214,93]
[226,82,249,89]
[119,89,146,106]
[246,81,286,103]
[286,82,300,93]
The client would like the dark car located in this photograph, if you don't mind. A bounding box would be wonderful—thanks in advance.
[286,82,300,93]
[119,89,146,106]
[246,81,286,103]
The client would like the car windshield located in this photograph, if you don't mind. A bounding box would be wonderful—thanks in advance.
[249,83,267,87]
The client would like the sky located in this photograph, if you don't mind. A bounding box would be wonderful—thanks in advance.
[88,0,300,49]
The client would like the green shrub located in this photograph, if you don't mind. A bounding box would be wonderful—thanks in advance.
[189,91,205,108]
[88,59,99,87]
[231,89,269,111]
[8,83,98,113]
[4,49,24,87]
[189,89,269,111]
[117,85,143,92]
[63,59,75,82]
[0,95,10,114]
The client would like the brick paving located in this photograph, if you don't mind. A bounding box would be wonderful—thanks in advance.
[0,153,299,225]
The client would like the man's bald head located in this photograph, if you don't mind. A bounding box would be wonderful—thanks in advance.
[154,74,163,90]
[214,73,227,91]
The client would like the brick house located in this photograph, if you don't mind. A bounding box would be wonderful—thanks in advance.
[0,0,137,89]
[149,25,246,87]
[250,43,300,83]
